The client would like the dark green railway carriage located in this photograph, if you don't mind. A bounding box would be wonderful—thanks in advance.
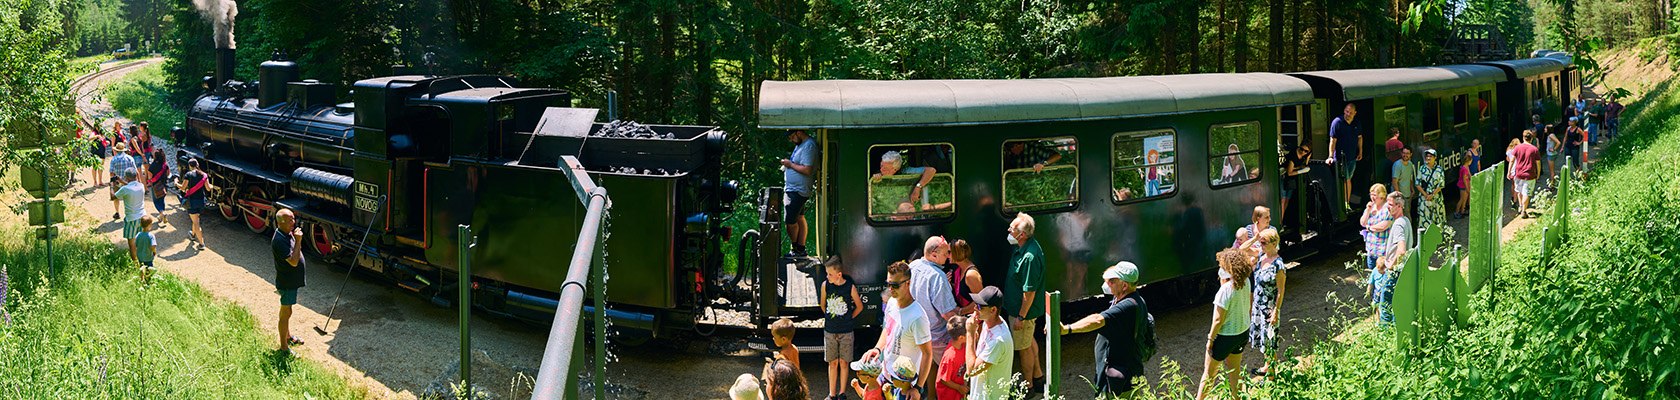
[1477,57,1571,141]
[757,74,1312,317]
[1289,65,1505,221]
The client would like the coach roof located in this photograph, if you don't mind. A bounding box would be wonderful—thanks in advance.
[1476,57,1570,79]
[757,73,1314,129]
[1289,64,1507,101]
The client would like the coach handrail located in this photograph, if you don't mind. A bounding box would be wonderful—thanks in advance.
[533,157,610,400]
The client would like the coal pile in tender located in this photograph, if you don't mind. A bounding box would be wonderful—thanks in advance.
[595,120,676,140]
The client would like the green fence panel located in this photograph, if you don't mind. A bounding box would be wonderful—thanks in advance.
[1466,162,1505,292]
[1393,223,1444,356]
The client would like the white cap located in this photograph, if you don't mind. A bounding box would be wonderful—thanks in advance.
[1102,262,1140,294]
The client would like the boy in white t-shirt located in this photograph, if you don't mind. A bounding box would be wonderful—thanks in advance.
[964,286,1014,400]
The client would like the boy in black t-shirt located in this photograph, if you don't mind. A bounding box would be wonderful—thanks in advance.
[822,256,863,400]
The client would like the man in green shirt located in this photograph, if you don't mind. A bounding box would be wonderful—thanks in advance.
[1004,211,1046,391]
[1391,147,1416,220]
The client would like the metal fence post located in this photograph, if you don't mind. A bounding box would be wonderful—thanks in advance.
[593,227,606,400]
[458,224,475,395]
[1044,291,1061,397]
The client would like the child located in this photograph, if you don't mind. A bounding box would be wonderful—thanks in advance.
[770,318,799,370]
[136,215,157,284]
[885,356,921,400]
[729,373,764,400]
[850,360,885,400]
[934,316,969,400]
[821,256,863,400]
[1454,155,1471,219]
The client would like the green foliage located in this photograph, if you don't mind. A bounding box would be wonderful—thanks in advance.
[0,193,366,398]
[1256,75,1680,399]
[1460,0,1537,54]
[104,64,186,132]
[867,174,954,217]
[1,0,100,180]
[1003,167,1078,212]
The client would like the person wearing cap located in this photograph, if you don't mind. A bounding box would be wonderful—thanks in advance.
[108,140,138,221]
[1058,262,1147,397]
[780,129,818,257]
[729,372,766,400]
[1565,116,1586,174]
[850,359,886,400]
[963,286,1013,400]
[1414,148,1445,229]
[884,356,921,400]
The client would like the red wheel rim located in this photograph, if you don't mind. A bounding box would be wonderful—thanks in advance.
[242,187,270,233]
[218,191,239,221]
[309,223,337,256]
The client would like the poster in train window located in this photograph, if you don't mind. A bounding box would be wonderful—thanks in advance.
[1208,121,1261,187]
[1111,129,1176,202]
[1002,137,1078,212]
[867,143,955,222]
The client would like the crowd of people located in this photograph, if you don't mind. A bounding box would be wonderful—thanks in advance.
[83,120,213,280]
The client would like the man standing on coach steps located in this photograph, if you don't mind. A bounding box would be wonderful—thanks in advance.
[273,209,306,352]
[781,129,818,257]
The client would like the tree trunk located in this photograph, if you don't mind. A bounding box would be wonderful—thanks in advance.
[1217,0,1228,71]
[1270,0,1284,72]
[693,3,714,125]
[1234,0,1250,72]
[1316,0,1328,69]
[1191,1,1203,73]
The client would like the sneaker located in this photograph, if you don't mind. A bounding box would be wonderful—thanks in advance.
[113,213,121,220]
[287,336,304,347]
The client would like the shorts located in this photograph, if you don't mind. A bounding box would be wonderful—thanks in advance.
[1336,159,1358,180]
[122,219,143,240]
[186,197,206,215]
[1011,318,1036,351]
[1514,179,1534,198]
[278,288,299,306]
[1281,188,1294,200]
[1209,333,1248,361]
[824,331,855,362]
[783,191,810,224]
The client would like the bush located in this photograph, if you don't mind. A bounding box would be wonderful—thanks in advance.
[1252,76,1680,398]
[103,64,186,132]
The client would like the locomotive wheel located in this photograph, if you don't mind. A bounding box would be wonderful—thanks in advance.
[242,186,272,234]
[307,222,342,260]
[217,188,240,222]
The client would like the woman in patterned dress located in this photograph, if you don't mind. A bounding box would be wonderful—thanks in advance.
[1250,229,1287,376]
[1359,183,1393,272]
[1415,149,1446,229]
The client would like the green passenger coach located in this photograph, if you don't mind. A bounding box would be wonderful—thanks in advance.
[758,74,1313,317]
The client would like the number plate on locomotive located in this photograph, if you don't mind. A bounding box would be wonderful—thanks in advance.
[354,181,381,213]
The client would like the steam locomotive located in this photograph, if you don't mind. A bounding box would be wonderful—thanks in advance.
[180,49,746,336]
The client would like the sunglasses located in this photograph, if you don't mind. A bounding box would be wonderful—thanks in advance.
[886,279,908,289]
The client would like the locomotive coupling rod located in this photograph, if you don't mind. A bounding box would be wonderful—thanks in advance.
[532,187,610,400]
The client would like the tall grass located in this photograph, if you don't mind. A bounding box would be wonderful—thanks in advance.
[1249,77,1680,399]
[0,187,364,398]
[104,63,186,131]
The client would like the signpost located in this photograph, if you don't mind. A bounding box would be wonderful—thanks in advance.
[9,122,72,276]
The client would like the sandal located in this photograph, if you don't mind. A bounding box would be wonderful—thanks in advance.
[287,336,304,347]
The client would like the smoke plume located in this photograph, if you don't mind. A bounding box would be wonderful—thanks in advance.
[194,0,239,49]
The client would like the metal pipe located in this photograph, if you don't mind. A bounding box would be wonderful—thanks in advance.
[532,187,609,400]
[459,224,476,394]
[1044,291,1062,396]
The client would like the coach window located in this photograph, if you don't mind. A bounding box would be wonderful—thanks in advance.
[1002,137,1078,213]
[1423,99,1442,142]
[1452,94,1469,127]
[1111,129,1176,202]
[1208,121,1261,187]
[867,143,956,223]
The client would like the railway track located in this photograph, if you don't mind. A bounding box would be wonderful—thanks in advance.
[72,58,162,131]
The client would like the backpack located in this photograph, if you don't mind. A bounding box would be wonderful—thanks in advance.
[1132,296,1158,363]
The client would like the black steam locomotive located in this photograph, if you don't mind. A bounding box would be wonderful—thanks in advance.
[181,49,746,336]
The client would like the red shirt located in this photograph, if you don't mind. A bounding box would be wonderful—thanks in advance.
[936,341,967,400]
[1385,137,1405,162]
[1511,143,1540,180]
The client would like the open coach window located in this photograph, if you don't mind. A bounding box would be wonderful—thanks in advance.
[1208,121,1262,187]
[1002,137,1078,212]
[868,143,956,222]
[1111,129,1176,202]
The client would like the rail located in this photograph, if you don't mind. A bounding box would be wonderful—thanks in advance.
[532,156,611,400]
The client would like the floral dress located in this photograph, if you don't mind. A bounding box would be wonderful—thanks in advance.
[1415,165,1446,228]
[1249,255,1285,352]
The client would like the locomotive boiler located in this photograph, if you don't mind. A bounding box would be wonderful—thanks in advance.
[181,51,744,336]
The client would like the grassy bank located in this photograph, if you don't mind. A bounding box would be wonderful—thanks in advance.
[0,183,364,397]
[1248,79,1680,398]
[104,63,185,131]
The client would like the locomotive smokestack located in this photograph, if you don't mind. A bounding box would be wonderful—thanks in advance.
[216,48,235,88]
[194,0,238,87]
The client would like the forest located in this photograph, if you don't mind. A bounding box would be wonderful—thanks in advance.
[8,0,1679,198]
